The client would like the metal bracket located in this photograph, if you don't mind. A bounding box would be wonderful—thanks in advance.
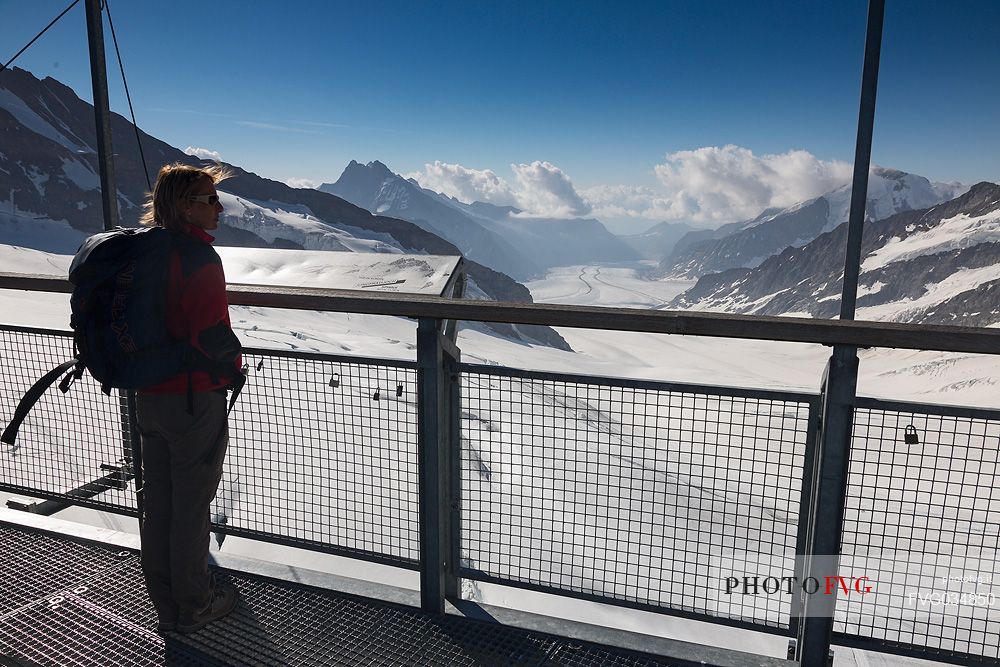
[788,640,833,666]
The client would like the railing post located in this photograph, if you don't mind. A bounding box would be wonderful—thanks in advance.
[789,395,823,636]
[417,317,462,613]
[795,345,858,666]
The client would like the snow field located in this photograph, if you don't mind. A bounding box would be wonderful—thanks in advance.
[459,371,810,627]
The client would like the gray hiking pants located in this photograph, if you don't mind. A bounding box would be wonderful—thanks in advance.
[135,390,228,624]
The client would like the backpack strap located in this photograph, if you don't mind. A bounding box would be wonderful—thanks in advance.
[226,371,246,416]
[2,360,80,447]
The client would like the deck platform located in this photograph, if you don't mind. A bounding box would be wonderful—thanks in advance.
[0,518,781,667]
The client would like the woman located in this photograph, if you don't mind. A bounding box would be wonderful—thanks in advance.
[136,162,242,634]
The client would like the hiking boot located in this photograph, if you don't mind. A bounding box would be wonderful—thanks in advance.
[176,582,237,634]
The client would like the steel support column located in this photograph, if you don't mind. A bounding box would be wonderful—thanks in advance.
[796,2,883,663]
[86,0,136,502]
[84,0,119,232]
[839,0,884,322]
[796,346,859,666]
[417,317,462,612]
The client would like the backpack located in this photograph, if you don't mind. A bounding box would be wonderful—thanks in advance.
[2,226,244,447]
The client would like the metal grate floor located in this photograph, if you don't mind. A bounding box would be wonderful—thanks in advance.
[0,525,688,667]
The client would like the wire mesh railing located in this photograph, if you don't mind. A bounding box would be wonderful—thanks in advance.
[3,315,1000,665]
[0,326,134,514]
[835,398,1000,662]
[0,326,421,568]
[458,364,816,631]
[224,348,420,566]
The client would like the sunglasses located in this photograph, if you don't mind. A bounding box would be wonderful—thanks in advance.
[187,194,220,205]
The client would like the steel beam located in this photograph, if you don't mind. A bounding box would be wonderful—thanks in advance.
[840,0,885,322]
[798,3,884,662]
[85,0,119,231]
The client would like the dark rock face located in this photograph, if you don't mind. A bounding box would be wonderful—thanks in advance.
[669,198,830,276]
[1,67,570,350]
[671,182,1000,328]
[659,198,839,279]
[656,169,966,279]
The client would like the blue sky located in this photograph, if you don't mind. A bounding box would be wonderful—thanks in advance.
[2,0,998,231]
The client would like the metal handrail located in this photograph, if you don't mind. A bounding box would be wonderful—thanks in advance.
[3,272,1000,355]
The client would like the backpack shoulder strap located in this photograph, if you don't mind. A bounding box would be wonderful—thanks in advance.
[169,231,220,277]
[1,360,79,446]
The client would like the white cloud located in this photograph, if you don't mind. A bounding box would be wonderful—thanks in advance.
[651,145,852,222]
[184,146,222,161]
[285,177,318,189]
[510,161,591,217]
[580,184,682,223]
[407,160,590,218]
[406,161,518,207]
[407,146,851,228]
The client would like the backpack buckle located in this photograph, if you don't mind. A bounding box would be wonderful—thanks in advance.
[58,364,85,393]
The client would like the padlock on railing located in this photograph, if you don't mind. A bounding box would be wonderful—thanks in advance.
[328,372,340,388]
[903,425,920,445]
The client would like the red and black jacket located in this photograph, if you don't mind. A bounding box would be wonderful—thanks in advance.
[140,224,241,395]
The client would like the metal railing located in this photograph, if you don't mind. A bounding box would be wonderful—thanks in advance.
[834,398,1000,661]
[1,275,999,666]
[457,364,816,633]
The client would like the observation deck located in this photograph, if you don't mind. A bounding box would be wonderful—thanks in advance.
[1,272,998,666]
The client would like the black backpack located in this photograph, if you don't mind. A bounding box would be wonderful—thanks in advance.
[2,226,244,446]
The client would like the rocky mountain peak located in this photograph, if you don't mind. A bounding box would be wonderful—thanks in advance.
[366,159,393,177]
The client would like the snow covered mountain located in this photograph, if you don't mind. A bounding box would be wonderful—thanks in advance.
[321,160,638,279]
[669,182,1000,328]
[0,66,568,350]
[657,168,968,279]
[321,160,539,280]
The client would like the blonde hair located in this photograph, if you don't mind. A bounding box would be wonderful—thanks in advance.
[140,162,232,231]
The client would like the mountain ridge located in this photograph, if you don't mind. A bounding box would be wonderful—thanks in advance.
[669,181,1000,328]
[0,67,569,351]
[656,168,969,279]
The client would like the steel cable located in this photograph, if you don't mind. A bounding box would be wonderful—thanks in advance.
[1,0,83,73]
[103,0,152,191]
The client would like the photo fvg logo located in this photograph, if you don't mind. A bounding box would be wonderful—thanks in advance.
[707,553,878,615]
[724,575,873,597]
[711,552,998,619]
